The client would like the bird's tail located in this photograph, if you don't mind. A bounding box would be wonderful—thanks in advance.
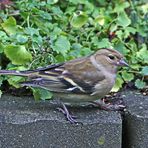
[0,70,36,77]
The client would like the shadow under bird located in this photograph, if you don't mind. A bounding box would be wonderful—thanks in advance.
[0,48,128,123]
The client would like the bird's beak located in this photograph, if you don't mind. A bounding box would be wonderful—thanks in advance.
[117,59,129,67]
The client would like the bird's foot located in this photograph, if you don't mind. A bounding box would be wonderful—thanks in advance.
[57,103,78,124]
[90,98,126,111]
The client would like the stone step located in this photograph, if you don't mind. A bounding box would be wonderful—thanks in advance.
[121,90,148,148]
[0,95,122,148]
[0,90,147,148]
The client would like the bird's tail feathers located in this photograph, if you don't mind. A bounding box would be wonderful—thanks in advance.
[0,70,36,77]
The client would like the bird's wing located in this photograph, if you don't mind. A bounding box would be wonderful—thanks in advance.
[21,57,105,94]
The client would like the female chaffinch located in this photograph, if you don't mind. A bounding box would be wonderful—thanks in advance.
[0,48,128,123]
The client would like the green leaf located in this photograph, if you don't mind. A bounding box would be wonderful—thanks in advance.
[71,11,88,28]
[140,3,148,14]
[110,24,117,32]
[114,2,130,12]
[95,38,112,48]
[111,76,124,92]
[130,64,140,70]
[51,6,63,17]
[65,6,76,15]
[55,54,65,62]
[47,0,58,4]
[50,27,62,41]
[135,79,146,89]
[126,27,136,34]
[136,44,148,63]
[32,88,40,101]
[0,43,4,53]
[80,47,92,56]
[95,16,105,26]
[0,31,9,41]
[117,11,131,27]
[38,11,52,21]
[4,45,32,65]
[116,30,123,40]
[52,36,70,55]
[8,76,24,88]
[69,0,86,5]
[121,71,134,81]
[24,27,39,36]
[141,66,148,76]
[114,42,129,55]
[98,136,105,145]
[69,43,82,57]
[137,25,147,37]
[16,34,28,43]
[1,17,20,35]
[72,43,82,51]
[32,88,53,100]
[8,66,27,71]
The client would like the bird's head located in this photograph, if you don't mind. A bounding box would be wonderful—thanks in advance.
[94,48,128,73]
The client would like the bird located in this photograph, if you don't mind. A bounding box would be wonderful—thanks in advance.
[0,48,128,123]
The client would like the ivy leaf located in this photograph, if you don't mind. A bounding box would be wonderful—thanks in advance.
[135,79,146,89]
[1,17,22,35]
[1,17,17,35]
[117,11,131,28]
[80,47,92,56]
[71,11,88,28]
[126,27,137,34]
[50,27,62,41]
[16,34,28,44]
[95,16,105,26]
[4,45,32,65]
[114,2,130,12]
[95,38,112,48]
[136,44,148,63]
[114,42,129,55]
[0,31,9,41]
[110,23,117,32]
[55,54,65,62]
[111,76,124,92]
[24,27,39,36]
[8,76,24,88]
[52,36,70,56]
[32,88,53,101]
[47,0,58,5]
[0,43,4,53]
[141,66,148,76]
[121,71,134,82]
[51,6,63,17]
[69,0,86,4]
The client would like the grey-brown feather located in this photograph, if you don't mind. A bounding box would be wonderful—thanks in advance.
[0,48,127,104]
[21,56,106,95]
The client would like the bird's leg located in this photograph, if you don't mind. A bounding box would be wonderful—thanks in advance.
[90,98,125,111]
[57,102,78,124]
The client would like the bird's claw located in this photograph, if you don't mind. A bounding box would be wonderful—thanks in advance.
[56,104,78,124]
[90,98,126,111]
[103,103,126,111]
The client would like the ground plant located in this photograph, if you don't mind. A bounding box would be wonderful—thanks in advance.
[0,0,147,99]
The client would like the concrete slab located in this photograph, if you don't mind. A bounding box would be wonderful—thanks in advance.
[122,90,148,148]
[0,94,122,148]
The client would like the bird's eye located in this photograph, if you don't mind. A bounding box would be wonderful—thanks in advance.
[108,55,115,60]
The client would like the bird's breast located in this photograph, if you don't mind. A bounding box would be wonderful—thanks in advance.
[53,93,98,105]
[92,73,116,97]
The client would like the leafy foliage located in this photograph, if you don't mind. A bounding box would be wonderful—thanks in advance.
[0,0,147,99]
